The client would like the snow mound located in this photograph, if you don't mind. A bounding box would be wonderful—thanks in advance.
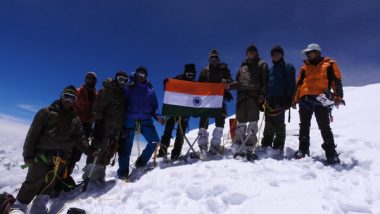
[1,84,380,214]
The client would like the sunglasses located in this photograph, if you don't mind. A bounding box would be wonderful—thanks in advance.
[136,72,147,78]
[61,93,77,103]
[117,76,128,84]
[210,55,219,59]
[185,73,195,79]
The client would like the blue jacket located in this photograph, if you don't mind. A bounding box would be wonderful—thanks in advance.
[267,59,296,98]
[124,81,160,121]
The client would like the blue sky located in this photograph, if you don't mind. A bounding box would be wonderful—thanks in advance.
[0,0,379,129]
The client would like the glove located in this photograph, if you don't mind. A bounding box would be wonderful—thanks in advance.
[224,91,233,102]
[24,156,34,165]
[334,96,342,107]
[285,96,293,109]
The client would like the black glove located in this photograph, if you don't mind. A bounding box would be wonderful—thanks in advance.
[224,91,233,102]
[24,156,34,165]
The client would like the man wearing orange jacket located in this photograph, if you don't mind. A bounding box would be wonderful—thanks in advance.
[293,44,343,164]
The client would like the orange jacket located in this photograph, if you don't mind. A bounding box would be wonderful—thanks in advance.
[74,85,98,123]
[294,57,343,102]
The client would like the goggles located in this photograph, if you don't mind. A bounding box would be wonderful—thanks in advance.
[117,76,128,84]
[61,93,77,103]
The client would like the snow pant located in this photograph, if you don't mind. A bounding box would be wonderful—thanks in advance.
[298,96,336,154]
[16,151,69,204]
[117,118,159,178]
[234,122,258,154]
[236,96,260,123]
[158,116,189,158]
[67,122,92,174]
[198,104,226,150]
[262,96,286,150]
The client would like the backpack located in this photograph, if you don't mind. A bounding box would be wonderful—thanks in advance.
[0,192,15,214]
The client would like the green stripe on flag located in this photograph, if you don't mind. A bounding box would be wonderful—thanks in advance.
[162,104,223,117]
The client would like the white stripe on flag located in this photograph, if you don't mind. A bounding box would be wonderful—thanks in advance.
[163,91,223,108]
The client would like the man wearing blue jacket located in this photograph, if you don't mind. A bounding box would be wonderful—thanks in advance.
[261,45,296,156]
[117,66,165,179]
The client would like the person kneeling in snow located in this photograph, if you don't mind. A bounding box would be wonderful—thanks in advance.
[260,46,296,157]
[293,43,343,164]
[230,45,269,160]
[117,67,165,179]
[10,86,92,214]
[82,71,128,182]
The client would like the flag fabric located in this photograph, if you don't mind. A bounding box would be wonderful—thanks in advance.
[162,79,225,117]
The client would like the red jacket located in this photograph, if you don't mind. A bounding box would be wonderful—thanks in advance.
[74,85,97,123]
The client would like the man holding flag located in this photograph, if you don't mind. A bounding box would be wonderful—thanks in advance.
[158,64,197,161]
[197,49,233,157]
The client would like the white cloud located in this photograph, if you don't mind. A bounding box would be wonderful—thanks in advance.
[17,104,39,113]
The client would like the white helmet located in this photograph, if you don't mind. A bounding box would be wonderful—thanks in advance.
[301,43,321,55]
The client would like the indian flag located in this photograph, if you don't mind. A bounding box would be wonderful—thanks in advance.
[162,79,225,117]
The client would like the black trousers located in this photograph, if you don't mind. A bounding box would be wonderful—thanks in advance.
[298,98,335,153]
[262,96,286,149]
[67,123,92,173]
[159,117,189,158]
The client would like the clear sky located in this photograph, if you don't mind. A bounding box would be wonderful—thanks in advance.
[0,0,379,127]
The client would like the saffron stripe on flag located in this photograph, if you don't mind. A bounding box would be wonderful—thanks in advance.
[165,79,225,96]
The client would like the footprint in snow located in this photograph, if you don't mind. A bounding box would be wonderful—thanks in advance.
[222,193,247,205]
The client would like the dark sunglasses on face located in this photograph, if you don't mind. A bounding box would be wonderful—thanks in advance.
[61,93,77,103]
[117,76,128,84]
[185,73,195,79]
[136,72,146,78]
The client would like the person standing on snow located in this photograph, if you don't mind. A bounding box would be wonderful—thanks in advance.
[293,43,343,164]
[260,46,296,157]
[82,71,128,182]
[197,49,233,158]
[66,72,98,179]
[117,66,165,179]
[158,63,197,161]
[10,86,92,214]
[230,45,269,160]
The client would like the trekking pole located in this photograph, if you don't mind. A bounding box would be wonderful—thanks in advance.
[82,148,101,192]
[288,108,291,123]
[152,143,159,166]
[257,114,265,142]
[136,121,141,157]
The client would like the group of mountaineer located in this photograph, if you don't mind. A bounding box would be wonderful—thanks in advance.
[9,43,344,214]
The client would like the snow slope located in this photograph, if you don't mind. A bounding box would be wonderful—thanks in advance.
[1,84,380,214]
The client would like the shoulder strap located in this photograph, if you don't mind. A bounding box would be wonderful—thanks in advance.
[326,62,335,91]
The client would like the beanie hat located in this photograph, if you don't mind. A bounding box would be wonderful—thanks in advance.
[209,49,219,58]
[115,70,128,80]
[184,63,196,74]
[246,45,258,54]
[85,71,97,80]
[136,66,148,76]
[270,45,284,56]
[62,85,77,96]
